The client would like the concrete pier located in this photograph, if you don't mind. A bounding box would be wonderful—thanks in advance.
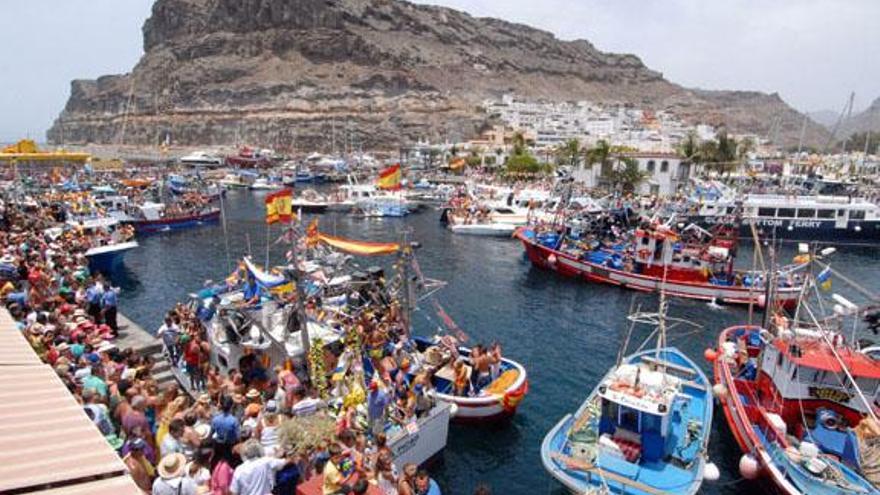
[113,312,188,394]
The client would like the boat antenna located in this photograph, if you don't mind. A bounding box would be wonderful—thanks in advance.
[616,297,640,367]
[219,190,232,273]
[284,219,311,364]
[761,235,777,330]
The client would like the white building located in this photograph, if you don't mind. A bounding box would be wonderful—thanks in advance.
[572,152,692,196]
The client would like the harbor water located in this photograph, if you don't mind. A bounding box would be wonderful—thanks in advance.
[116,190,880,494]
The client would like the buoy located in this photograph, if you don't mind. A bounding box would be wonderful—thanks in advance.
[703,462,721,481]
[704,348,718,363]
[449,403,459,418]
[739,454,760,480]
[547,254,557,265]
[712,383,728,399]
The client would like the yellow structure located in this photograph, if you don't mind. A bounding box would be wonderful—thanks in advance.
[0,139,91,163]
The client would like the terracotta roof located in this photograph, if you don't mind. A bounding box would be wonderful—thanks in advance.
[0,308,139,495]
[0,310,41,366]
[774,339,880,380]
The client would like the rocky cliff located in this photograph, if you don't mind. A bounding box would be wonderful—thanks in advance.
[48,0,828,150]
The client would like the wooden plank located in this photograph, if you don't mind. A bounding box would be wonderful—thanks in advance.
[550,453,668,495]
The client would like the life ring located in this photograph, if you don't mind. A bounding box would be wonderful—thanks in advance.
[637,249,651,259]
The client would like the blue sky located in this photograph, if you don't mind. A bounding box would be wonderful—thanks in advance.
[1,0,877,142]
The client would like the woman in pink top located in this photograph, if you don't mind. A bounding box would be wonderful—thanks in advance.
[210,452,234,495]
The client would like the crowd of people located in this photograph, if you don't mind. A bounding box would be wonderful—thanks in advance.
[0,193,498,495]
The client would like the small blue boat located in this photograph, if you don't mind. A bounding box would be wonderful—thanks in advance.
[542,347,713,494]
[85,241,139,274]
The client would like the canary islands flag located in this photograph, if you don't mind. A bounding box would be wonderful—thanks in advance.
[265,189,294,224]
[376,164,402,190]
[816,266,832,291]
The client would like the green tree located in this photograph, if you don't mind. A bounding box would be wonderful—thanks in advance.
[678,131,700,162]
[608,157,648,193]
[585,139,613,177]
[555,138,583,168]
[506,153,541,174]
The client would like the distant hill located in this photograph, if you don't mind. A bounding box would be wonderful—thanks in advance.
[48,0,829,150]
[841,97,880,137]
[808,109,841,129]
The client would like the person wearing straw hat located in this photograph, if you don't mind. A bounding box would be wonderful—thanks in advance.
[152,453,198,495]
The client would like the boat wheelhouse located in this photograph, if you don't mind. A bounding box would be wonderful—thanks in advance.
[515,222,806,307]
[542,347,713,494]
[714,325,880,494]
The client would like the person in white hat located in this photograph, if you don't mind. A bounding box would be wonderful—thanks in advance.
[152,452,197,495]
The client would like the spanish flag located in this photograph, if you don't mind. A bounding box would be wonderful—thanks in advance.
[376,164,402,190]
[265,189,294,224]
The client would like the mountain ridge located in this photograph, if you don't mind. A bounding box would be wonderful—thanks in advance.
[48,0,829,150]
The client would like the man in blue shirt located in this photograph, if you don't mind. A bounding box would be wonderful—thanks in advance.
[85,281,102,323]
[101,288,119,336]
[367,381,392,437]
[211,396,240,462]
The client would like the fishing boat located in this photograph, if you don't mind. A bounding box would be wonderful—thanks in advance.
[67,217,138,274]
[180,150,223,168]
[291,189,330,213]
[542,299,714,494]
[225,147,273,168]
[219,173,249,190]
[514,221,807,308]
[122,202,221,234]
[250,177,283,191]
[194,256,451,470]
[445,206,528,236]
[712,322,880,494]
[410,336,528,423]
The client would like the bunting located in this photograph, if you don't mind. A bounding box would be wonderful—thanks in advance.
[265,189,294,224]
[376,164,402,190]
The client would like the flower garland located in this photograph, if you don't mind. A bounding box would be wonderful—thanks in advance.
[308,337,328,399]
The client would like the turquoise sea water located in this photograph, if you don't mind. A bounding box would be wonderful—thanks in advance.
[116,190,880,494]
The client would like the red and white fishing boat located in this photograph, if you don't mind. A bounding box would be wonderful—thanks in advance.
[515,223,805,308]
[413,337,528,423]
[711,323,880,494]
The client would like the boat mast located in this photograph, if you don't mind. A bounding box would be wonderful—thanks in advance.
[284,221,311,363]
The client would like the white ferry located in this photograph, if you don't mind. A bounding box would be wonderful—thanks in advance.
[686,182,880,243]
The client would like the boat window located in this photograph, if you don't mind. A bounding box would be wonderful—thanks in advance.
[790,364,798,381]
[758,207,776,217]
[838,209,846,217]
[218,355,228,370]
[642,413,662,434]
[619,406,639,432]
[797,209,816,218]
[777,208,795,218]
[817,209,835,219]
[726,207,735,215]
[601,399,619,423]
[776,350,784,367]
[641,237,650,245]
[851,210,866,220]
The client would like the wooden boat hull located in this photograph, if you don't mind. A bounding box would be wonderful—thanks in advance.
[127,209,221,234]
[713,326,880,495]
[516,229,800,308]
[541,347,712,494]
[85,241,138,274]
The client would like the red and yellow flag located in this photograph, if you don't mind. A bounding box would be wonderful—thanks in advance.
[265,189,294,224]
[376,164,402,190]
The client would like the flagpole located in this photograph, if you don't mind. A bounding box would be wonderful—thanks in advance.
[265,220,271,268]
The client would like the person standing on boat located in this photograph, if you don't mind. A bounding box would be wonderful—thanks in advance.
[367,380,391,437]
[471,345,492,390]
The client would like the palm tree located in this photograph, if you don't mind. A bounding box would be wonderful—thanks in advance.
[555,138,583,168]
[585,139,612,177]
[610,156,649,193]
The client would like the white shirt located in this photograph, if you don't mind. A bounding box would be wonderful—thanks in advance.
[230,457,286,495]
[152,476,197,495]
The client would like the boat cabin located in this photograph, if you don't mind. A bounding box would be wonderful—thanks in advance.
[594,362,700,465]
[632,227,727,281]
[757,335,880,427]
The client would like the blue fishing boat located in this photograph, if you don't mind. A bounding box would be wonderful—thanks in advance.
[67,217,138,274]
[542,298,714,494]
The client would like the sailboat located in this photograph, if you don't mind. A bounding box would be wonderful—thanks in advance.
[541,294,714,494]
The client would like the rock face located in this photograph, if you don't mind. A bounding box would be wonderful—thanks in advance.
[48,0,828,149]
[841,97,880,136]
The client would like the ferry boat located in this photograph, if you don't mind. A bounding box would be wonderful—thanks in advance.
[685,182,880,243]
[712,324,880,494]
[542,301,713,494]
[67,217,138,274]
[409,336,528,423]
[291,189,330,213]
[514,221,807,308]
